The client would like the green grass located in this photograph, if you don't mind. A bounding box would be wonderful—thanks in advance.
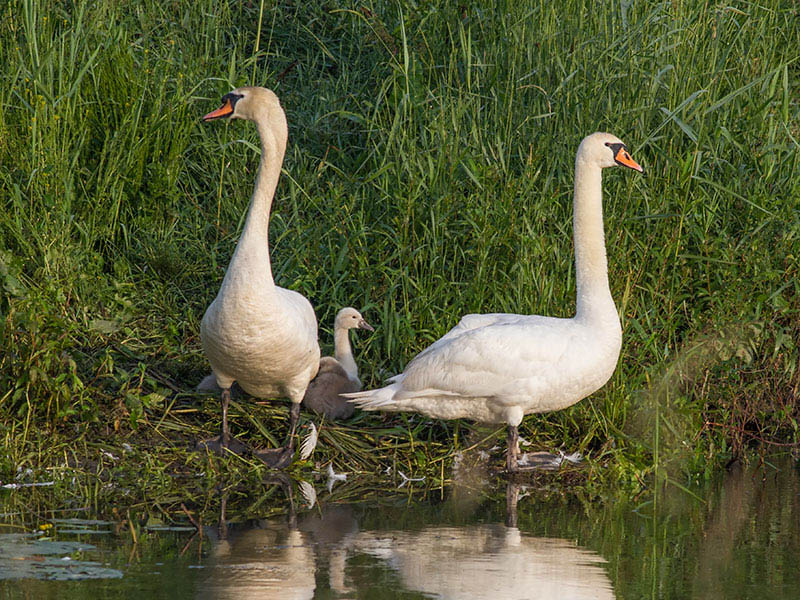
[0,0,798,501]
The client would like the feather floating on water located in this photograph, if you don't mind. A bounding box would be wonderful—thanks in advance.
[397,471,425,488]
[326,463,347,492]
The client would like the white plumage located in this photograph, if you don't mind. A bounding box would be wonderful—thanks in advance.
[199,87,320,466]
[347,132,643,471]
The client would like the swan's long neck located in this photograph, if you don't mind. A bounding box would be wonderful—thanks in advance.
[225,114,285,287]
[334,327,358,380]
[572,155,616,323]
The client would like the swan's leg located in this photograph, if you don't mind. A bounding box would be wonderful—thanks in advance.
[251,401,300,469]
[287,402,300,449]
[196,387,249,456]
[220,388,231,447]
[506,425,521,472]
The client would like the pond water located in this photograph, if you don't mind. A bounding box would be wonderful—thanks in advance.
[0,457,798,599]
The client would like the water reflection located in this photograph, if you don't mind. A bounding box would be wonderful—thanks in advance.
[352,522,613,599]
[2,458,799,599]
[197,482,613,599]
[694,460,754,600]
[197,481,359,600]
[691,459,800,600]
[197,519,316,599]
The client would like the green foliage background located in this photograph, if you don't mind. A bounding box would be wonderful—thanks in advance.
[0,0,798,488]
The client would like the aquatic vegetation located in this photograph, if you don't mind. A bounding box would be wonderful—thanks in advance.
[0,532,122,581]
[0,458,798,598]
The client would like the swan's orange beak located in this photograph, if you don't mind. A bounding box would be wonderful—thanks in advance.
[614,146,643,172]
[202,98,234,121]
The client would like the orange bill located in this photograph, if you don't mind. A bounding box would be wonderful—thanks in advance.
[614,146,643,172]
[202,98,234,121]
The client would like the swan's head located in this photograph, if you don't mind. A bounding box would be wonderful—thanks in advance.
[335,308,374,332]
[578,132,643,172]
[202,86,284,125]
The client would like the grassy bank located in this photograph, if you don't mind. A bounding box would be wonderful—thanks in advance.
[0,0,798,503]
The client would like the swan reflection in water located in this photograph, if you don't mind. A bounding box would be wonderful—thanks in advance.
[195,486,357,600]
[352,481,614,600]
[196,482,614,599]
[196,519,316,600]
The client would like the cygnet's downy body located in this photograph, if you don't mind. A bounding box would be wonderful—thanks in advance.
[303,308,373,420]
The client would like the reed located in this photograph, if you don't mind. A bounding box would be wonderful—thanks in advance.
[0,0,797,496]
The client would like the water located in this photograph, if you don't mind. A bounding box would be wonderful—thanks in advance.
[0,457,798,599]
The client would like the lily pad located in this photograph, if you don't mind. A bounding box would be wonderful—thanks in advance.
[0,533,122,580]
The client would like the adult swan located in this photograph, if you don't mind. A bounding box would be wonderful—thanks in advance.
[199,87,320,468]
[348,132,643,472]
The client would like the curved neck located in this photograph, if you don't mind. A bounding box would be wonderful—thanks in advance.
[227,115,286,282]
[573,156,615,321]
[334,326,357,379]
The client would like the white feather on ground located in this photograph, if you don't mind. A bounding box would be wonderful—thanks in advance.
[299,422,318,460]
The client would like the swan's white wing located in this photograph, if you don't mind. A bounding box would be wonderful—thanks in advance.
[398,318,574,400]
[452,312,528,331]
[277,287,319,341]
[413,313,528,362]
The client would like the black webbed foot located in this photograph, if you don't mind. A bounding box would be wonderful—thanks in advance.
[196,435,251,457]
[251,446,295,469]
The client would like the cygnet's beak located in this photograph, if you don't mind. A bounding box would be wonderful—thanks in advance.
[358,318,374,332]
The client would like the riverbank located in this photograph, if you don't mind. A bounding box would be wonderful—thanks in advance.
[1,0,798,499]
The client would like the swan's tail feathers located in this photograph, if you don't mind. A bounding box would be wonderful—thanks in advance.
[343,383,400,411]
[196,373,222,393]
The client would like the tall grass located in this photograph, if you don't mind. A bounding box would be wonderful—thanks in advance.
[0,0,798,483]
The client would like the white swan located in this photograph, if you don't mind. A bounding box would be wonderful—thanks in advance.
[347,132,643,472]
[199,87,320,467]
[302,307,373,420]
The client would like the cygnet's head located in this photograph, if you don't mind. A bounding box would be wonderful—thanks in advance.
[335,307,374,332]
[202,86,285,127]
[578,132,643,172]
